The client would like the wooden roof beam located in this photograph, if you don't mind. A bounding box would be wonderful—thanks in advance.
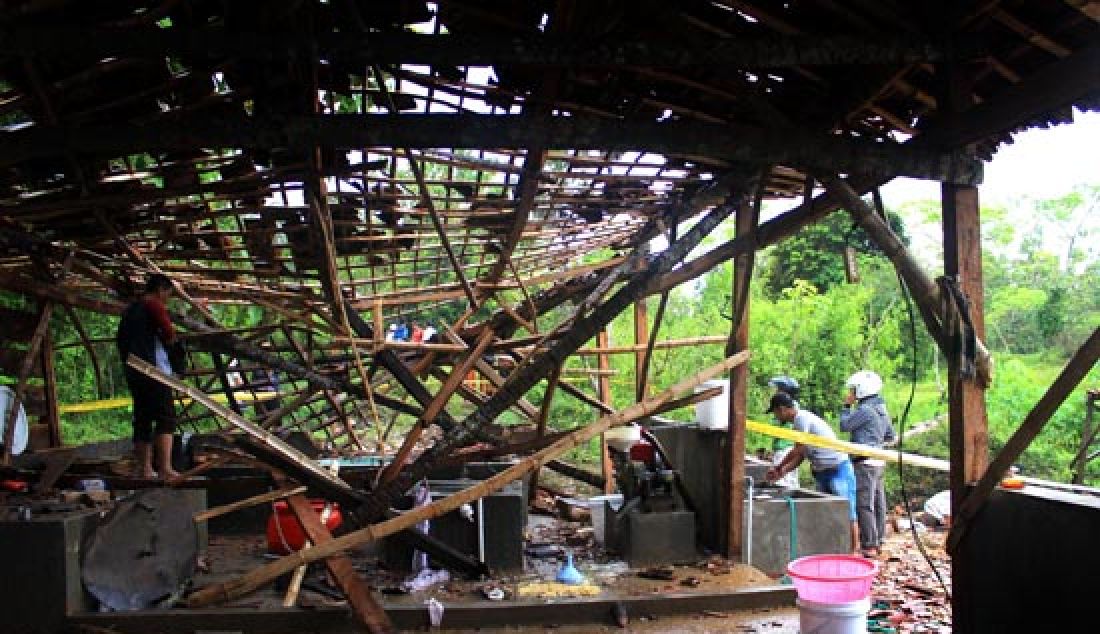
[1,28,951,67]
[0,114,983,184]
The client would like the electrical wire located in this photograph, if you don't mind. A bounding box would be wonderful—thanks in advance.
[869,189,953,601]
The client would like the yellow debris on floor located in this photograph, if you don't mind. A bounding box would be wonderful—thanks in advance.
[517,582,602,598]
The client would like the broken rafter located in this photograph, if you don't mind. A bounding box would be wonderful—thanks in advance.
[0,114,983,184]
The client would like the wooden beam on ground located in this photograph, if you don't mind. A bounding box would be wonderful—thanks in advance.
[0,115,983,184]
[947,327,1100,553]
[185,351,750,608]
[2,28,950,66]
[284,494,395,633]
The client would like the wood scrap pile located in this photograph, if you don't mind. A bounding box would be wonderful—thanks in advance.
[869,528,952,633]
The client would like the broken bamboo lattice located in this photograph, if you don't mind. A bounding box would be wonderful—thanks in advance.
[186,350,749,607]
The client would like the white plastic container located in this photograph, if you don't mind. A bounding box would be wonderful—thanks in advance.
[604,424,641,452]
[587,494,624,545]
[695,379,730,429]
[796,597,871,634]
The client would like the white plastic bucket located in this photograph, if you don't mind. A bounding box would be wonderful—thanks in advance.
[695,379,729,429]
[796,597,871,634]
[587,494,624,545]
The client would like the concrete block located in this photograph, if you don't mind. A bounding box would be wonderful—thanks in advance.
[621,510,697,566]
[385,479,525,573]
[0,507,101,633]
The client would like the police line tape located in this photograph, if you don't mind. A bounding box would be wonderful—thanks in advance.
[58,391,280,414]
[747,419,950,472]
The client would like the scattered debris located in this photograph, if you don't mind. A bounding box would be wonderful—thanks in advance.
[517,581,602,598]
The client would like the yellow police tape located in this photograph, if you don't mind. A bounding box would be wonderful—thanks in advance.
[747,419,949,472]
[58,391,280,414]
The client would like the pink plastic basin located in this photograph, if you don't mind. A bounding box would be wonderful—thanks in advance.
[787,555,879,604]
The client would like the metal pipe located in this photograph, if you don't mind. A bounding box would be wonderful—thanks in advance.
[743,476,754,566]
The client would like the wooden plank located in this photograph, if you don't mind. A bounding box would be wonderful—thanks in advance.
[193,486,308,523]
[948,327,1100,553]
[284,493,395,634]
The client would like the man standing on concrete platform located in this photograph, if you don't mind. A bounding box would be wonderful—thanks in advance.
[765,392,859,554]
[841,370,896,558]
[116,273,180,479]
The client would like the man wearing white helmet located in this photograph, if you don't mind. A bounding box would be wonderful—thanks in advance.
[841,370,897,557]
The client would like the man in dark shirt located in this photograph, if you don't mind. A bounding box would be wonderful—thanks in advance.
[116,274,179,478]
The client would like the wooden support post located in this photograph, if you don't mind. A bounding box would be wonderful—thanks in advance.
[597,329,615,494]
[942,173,988,632]
[284,493,395,634]
[1072,390,1099,484]
[634,297,649,399]
[725,195,758,559]
[528,366,562,502]
[40,333,62,448]
[3,300,54,464]
[193,486,308,523]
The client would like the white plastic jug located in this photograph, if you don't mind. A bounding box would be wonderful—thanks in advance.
[695,379,729,429]
[797,597,871,634]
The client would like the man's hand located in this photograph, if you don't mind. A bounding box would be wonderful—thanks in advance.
[766,467,780,482]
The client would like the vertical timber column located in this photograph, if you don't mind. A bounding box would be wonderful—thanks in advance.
[944,182,989,632]
[634,298,649,399]
[41,335,62,448]
[725,202,756,558]
[597,329,615,494]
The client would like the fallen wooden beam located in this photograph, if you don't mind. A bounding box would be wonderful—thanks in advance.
[185,350,749,607]
[194,486,307,523]
[284,494,395,633]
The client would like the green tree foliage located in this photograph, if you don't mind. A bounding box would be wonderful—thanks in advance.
[761,208,910,298]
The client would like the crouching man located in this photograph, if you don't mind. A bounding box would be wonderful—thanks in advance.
[765,392,859,554]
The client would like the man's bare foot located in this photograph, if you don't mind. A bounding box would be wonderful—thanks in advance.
[160,468,181,480]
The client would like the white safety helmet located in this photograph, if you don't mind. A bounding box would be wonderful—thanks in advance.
[846,370,883,400]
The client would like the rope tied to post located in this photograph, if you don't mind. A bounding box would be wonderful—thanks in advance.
[937,276,978,382]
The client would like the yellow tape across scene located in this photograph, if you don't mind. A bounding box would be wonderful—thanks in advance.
[747,418,949,472]
[59,391,280,414]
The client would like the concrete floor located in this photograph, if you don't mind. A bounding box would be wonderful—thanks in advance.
[448,606,801,633]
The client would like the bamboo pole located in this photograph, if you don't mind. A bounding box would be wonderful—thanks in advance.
[126,356,348,491]
[193,486,307,523]
[186,350,749,607]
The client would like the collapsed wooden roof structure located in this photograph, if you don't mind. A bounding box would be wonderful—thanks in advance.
[0,1,1098,632]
